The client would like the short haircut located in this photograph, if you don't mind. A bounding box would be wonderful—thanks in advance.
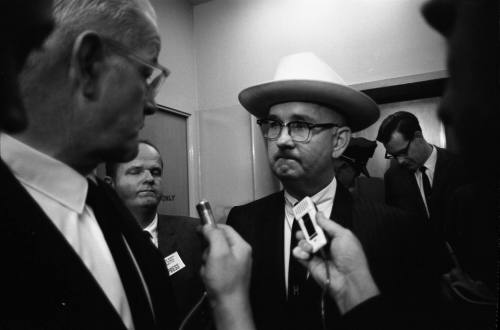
[20,0,156,88]
[376,111,422,144]
[105,139,163,179]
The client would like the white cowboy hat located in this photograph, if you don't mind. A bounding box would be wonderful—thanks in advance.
[238,52,379,132]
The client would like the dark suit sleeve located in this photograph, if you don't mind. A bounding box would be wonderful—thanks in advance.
[355,202,442,330]
[384,168,399,208]
[341,295,398,330]
[386,211,442,329]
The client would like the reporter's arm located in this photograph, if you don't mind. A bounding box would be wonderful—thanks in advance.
[200,224,255,330]
[292,213,380,314]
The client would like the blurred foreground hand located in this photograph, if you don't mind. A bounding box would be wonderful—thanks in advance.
[201,224,255,330]
[293,213,380,314]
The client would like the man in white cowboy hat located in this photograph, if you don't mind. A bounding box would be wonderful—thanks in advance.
[227,52,441,330]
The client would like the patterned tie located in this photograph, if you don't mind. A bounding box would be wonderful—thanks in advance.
[420,165,432,208]
[288,219,308,299]
[86,179,155,330]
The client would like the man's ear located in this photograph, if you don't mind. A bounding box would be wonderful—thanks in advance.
[103,176,115,188]
[331,126,351,159]
[414,130,424,139]
[69,31,107,100]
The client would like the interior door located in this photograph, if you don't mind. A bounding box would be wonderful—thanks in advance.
[140,106,190,216]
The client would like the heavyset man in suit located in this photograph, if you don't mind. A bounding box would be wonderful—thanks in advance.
[376,111,466,236]
[105,140,208,325]
[227,52,440,330]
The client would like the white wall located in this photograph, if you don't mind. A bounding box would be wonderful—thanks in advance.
[150,0,201,216]
[194,0,446,111]
[153,0,198,112]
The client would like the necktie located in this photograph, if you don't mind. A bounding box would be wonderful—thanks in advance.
[86,180,155,330]
[143,230,155,245]
[421,166,432,208]
[288,219,308,299]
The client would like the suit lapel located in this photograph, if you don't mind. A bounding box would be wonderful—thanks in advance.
[330,182,353,229]
[157,215,178,257]
[0,161,126,329]
[430,148,449,208]
[255,192,287,302]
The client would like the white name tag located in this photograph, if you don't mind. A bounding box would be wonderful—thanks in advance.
[165,252,186,276]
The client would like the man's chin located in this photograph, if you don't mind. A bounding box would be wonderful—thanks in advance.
[272,166,301,181]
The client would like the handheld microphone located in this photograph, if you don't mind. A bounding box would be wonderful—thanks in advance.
[196,200,217,227]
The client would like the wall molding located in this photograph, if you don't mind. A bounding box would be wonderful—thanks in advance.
[157,104,192,117]
[351,71,448,104]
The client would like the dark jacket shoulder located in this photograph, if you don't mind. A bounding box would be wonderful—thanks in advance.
[226,191,283,238]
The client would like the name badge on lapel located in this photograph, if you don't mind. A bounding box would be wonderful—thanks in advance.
[165,252,186,276]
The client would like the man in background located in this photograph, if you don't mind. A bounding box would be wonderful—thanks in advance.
[334,137,379,199]
[105,140,209,327]
[376,111,466,236]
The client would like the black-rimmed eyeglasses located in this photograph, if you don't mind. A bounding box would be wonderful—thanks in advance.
[102,37,169,98]
[385,138,412,159]
[256,119,339,143]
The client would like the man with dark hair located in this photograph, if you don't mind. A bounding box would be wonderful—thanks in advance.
[105,140,209,327]
[228,52,440,330]
[334,137,379,198]
[376,111,466,236]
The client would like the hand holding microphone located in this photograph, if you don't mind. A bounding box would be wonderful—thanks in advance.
[197,200,255,330]
[292,212,380,314]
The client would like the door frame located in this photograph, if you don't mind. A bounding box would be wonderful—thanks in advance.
[156,104,198,217]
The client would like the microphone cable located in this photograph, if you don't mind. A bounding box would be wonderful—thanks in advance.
[319,248,331,330]
[178,291,208,330]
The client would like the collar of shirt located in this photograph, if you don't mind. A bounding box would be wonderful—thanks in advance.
[284,177,337,229]
[143,214,159,247]
[422,145,437,184]
[0,133,87,214]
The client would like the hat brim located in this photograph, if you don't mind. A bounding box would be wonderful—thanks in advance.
[239,80,379,132]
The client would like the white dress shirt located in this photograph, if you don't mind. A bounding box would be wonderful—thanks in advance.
[414,146,437,218]
[143,214,159,248]
[0,134,134,330]
[283,177,337,292]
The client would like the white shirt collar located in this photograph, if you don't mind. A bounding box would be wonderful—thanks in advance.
[423,145,437,172]
[284,177,337,224]
[144,214,158,237]
[0,133,87,214]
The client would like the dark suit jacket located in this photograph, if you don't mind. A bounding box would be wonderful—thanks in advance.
[227,183,441,330]
[156,215,210,328]
[0,160,178,330]
[384,147,466,236]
